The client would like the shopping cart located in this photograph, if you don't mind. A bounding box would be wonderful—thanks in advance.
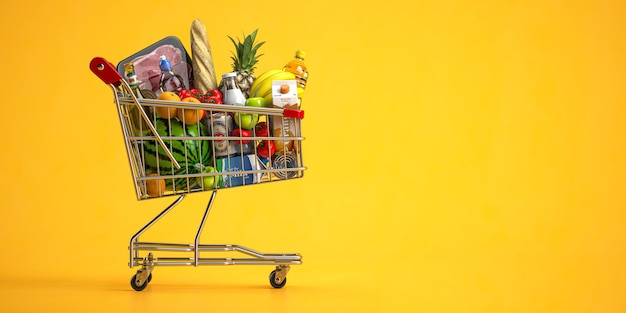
[90,57,306,291]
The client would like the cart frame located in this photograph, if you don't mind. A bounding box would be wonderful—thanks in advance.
[90,57,305,291]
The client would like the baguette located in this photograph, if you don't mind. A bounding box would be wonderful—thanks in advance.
[190,18,217,93]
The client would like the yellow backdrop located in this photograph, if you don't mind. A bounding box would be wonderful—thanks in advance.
[1,0,625,312]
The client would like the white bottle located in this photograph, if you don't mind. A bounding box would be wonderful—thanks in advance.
[221,72,246,105]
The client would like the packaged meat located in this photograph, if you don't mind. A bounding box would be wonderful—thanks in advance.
[116,36,193,95]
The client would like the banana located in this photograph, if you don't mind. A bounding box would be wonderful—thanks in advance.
[263,92,274,107]
[250,69,283,95]
[251,70,293,97]
[252,71,296,98]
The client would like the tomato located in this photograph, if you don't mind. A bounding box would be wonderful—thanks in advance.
[206,89,223,102]
[201,95,221,104]
[178,89,192,99]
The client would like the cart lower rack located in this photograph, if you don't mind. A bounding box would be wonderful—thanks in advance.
[90,57,306,291]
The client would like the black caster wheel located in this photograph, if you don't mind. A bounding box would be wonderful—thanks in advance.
[130,273,152,291]
[269,270,287,289]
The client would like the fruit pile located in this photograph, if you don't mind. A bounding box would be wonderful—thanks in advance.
[140,21,308,198]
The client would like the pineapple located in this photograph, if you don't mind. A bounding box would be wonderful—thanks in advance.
[219,29,265,98]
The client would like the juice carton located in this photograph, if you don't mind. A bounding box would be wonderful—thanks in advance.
[271,80,299,109]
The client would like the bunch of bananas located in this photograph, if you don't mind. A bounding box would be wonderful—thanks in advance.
[249,69,299,105]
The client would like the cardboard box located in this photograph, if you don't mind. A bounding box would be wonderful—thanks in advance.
[271,80,299,109]
[215,155,266,188]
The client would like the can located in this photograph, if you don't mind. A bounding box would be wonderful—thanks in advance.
[271,151,299,179]
[209,113,237,157]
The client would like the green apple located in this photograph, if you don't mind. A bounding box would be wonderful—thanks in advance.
[245,97,266,108]
[234,112,259,130]
[197,166,217,190]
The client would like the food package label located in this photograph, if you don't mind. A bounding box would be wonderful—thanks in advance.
[215,155,266,188]
[271,80,299,109]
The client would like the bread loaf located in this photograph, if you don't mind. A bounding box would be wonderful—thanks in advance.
[190,19,217,93]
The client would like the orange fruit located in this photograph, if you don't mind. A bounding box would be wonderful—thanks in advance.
[146,173,165,197]
[158,91,181,101]
[155,91,180,119]
[177,97,203,125]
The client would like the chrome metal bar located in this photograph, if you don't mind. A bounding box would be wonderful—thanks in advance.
[195,259,302,266]
[133,246,195,252]
[119,79,180,169]
[133,167,306,182]
[131,245,302,267]
[194,190,217,266]
[133,257,302,267]
[296,118,305,178]
[132,242,301,258]
[111,85,145,199]
[129,194,186,268]
[126,135,305,141]
[121,98,288,115]
[133,242,193,248]
[226,245,299,259]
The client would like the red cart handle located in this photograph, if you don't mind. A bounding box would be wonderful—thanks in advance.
[284,108,305,119]
[90,57,123,87]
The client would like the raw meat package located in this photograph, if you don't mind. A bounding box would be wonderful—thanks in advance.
[116,36,193,94]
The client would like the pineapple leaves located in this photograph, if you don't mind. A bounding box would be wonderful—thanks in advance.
[227,29,265,74]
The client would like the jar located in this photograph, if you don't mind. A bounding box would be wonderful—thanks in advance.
[221,72,246,105]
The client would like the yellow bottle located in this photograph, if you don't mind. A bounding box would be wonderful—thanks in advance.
[123,62,143,98]
[283,50,308,90]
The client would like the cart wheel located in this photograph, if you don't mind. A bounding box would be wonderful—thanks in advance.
[130,273,151,291]
[269,270,287,289]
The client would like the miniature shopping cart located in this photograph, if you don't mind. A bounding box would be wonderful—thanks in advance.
[90,57,306,291]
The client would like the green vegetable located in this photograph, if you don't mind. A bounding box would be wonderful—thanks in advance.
[142,118,211,190]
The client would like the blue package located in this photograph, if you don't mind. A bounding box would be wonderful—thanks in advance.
[215,155,266,188]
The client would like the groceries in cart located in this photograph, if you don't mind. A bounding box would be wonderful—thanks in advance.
[92,21,309,200]
[89,18,309,291]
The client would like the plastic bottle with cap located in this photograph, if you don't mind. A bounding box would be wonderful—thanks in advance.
[123,62,143,98]
[124,62,151,135]
[283,50,308,90]
[158,55,185,94]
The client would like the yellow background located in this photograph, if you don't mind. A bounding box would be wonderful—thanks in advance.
[1,0,625,312]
